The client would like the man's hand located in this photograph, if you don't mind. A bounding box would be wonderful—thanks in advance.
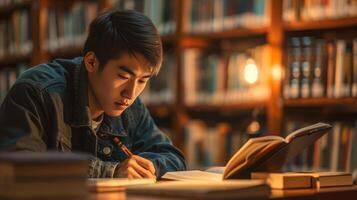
[114,155,156,179]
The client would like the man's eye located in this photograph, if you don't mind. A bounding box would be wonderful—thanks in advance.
[118,74,129,80]
[138,79,148,84]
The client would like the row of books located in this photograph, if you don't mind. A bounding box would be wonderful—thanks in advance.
[107,0,176,35]
[183,45,270,105]
[283,0,357,22]
[185,0,268,33]
[0,8,32,59]
[183,120,260,169]
[141,53,176,105]
[44,1,98,52]
[284,37,357,99]
[0,63,28,103]
[0,0,29,7]
[285,121,357,173]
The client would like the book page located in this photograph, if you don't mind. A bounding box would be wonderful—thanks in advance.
[162,170,223,181]
[223,139,283,179]
[223,136,285,178]
[205,166,225,174]
[285,123,331,142]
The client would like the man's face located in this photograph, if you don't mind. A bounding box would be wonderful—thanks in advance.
[87,52,152,117]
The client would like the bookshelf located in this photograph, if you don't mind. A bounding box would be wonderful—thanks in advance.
[284,16,357,31]
[1,0,357,171]
[285,98,357,107]
[281,0,357,174]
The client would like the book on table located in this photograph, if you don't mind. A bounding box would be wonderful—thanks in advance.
[0,151,89,198]
[295,172,353,188]
[251,171,353,189]
[163,122,332,180]
[251,172,312,189]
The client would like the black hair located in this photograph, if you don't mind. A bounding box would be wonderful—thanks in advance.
[83,10,163,75]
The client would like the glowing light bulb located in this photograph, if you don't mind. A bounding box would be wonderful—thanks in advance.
[272,64,282,81]
[244,58,258,84]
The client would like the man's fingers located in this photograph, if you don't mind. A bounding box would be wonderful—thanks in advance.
[133,155,156,175]
[127,166,142,179]
[128,158,155,178]
[114,156,156,179]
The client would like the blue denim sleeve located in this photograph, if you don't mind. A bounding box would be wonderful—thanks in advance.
[0,83,48,151]
[130,100,187,178]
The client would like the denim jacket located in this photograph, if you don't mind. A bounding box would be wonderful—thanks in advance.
[0,57,186,178]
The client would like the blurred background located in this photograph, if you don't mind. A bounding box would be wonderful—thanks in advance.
[0,0,357,173]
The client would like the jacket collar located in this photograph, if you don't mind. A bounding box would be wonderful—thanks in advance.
[99,115,128,137]
[64,58,127,137]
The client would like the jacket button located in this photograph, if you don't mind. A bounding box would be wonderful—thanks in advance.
[102,146,112,156]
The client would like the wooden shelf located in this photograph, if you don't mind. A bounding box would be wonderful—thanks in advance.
[147,103,174,118]
[284,98,357,107]
[0,0,31,17]
[0,54,31,66]
[176,27,267,48]
[48,46,83,59]
[284,17,357,31]
[184,27,267,40]
[185,101,267,112]
[161,34,177,43]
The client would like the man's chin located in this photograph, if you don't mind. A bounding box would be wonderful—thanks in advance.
[105,110,124,117]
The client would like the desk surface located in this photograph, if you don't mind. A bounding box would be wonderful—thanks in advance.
[91,185,357,200]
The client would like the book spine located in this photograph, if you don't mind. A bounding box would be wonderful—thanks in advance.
[186,0,267,33]
[45,1,99,52]
[283,0,357,22]
[300,36,314,98]
[0,8,32,59]
[0,63,29,104]
[141,53,176,105]
[183,120,252,169]
[284,37,357,99]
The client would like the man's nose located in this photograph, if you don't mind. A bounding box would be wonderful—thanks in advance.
[122,81,136,99]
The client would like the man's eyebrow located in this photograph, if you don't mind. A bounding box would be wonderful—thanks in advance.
[118,66,152,78]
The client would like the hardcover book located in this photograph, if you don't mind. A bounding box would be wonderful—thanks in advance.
[163,123,332,180]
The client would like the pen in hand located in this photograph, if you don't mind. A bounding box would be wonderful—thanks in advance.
[113,137,133,157]
[113,137,156,178]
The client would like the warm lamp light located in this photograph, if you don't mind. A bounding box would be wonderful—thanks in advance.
[244,58,258,84]
[272,64,282,81]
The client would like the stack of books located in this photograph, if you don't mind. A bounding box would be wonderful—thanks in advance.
[0,151,89,199]
[251,171,353,189]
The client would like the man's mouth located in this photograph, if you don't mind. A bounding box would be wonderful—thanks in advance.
[115,101,129,107]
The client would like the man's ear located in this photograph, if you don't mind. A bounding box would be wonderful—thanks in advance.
[84,52,99,73]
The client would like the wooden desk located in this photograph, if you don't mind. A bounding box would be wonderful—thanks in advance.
[91,185,357,200]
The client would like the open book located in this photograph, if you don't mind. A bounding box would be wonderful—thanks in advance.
[163,122,332,180]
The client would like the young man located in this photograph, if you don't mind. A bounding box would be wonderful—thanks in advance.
[0,10,186,179]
